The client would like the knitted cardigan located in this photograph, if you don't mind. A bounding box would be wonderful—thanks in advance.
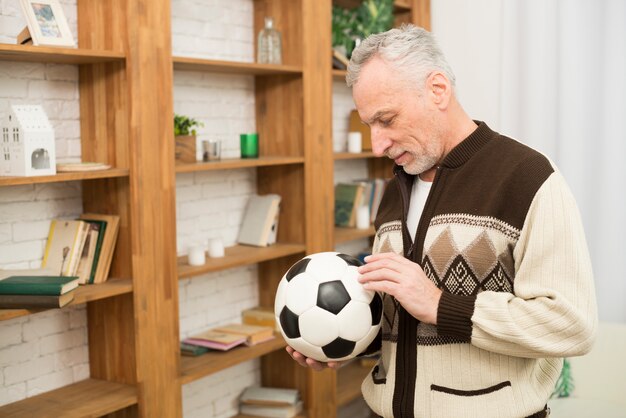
[361,122,597,418]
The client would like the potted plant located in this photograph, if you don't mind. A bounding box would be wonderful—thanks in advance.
[332,0,393,61]
[174,114,203,163]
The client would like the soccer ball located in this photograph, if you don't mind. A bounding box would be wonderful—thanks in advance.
[274,252,383,362]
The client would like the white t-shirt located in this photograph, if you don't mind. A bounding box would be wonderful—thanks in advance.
[406,176,433,242]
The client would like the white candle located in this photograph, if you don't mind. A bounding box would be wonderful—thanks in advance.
[208,238,225,258]
[347,132,362,153]
[356,205,370,229]
[187,245,206,266]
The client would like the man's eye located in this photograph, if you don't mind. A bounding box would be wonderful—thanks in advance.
[380,118,393,127]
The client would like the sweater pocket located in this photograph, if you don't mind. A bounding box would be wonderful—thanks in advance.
[429,381,514,418]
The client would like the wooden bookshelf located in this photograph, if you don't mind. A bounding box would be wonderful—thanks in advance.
[0,168,129,187]
[0,0,430,416]
[173,56,302,75]
[0,43,125,64]
[0,279,133,321]
[336,361,371,407]
[0,378,137,417]
[178,243,306,279]
[175,157,304,173]
[180,333,287,384]
[333,151,377,160]
[335,226,376,244]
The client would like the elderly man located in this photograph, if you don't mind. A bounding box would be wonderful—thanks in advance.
[288,24,597,418]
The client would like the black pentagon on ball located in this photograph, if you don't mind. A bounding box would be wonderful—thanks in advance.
[279,306,300,338]
[322,337,356,359]
[337,253,363,267]
[317,280,351,315]
[370,293,383,325]
[285,258,311,282]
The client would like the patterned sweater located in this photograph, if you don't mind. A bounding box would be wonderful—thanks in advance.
[361,122,597,418]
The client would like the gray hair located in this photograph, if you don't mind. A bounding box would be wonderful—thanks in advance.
[346,24,456,92]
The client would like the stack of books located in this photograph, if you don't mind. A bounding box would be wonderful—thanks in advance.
[239,386,303,418]
[42,214,120,285]
[0,269,80,309]
[182,323,275,353]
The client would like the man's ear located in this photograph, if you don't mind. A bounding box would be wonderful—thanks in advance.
[427,72,451,109]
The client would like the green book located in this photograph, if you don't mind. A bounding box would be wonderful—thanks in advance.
[0,292,75,309]
[0,276,79,296]
[81,219,107,284]
[334,183,364,227]
[180,342,210,356]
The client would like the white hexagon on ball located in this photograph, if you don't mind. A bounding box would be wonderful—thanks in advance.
[337,301,372,342]
[299,307,339,347]
[304,252,350,283]
[284,272,319,315]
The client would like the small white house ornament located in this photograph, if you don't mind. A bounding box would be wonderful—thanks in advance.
[0,105,56,177]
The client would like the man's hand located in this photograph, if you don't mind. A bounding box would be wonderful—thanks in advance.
[286,346,343,371]
[358,252,442,324]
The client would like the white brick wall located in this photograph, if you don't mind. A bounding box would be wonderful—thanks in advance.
[182,360,260,418]
[333,79,356,152]
[172,0,254,62]
[0,1,89,407]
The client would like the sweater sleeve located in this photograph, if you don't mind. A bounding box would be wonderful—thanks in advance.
[439,171,597,358]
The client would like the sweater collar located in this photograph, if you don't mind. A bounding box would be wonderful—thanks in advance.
[392,120,496,176]
[440,121,495,168]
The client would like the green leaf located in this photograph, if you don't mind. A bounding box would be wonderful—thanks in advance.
[173,113,204,137]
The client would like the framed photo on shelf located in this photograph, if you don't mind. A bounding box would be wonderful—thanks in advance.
[19,0,75,47]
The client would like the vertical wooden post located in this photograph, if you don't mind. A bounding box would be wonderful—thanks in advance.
[124,0,181,416]
[79,0,181,416]
[302,1,337,418]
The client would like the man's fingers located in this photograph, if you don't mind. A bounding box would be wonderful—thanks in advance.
[287,346,330,371]
[358,268,404,284]
[305,357,326,371]
[287,347,309,368]
[362,279,396,296]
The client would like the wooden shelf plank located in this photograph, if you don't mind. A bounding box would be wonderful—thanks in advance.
[178,243,306,279]
[173,56,302,75]
[0,278,133,321]
[333,152,376,160]
[335,226,375,244]
[337,361,371,407]
[0,43,125,64]
[0,168,129,187]
[0,378,137,417]
[180,333,287,385]
[332,69,347,79]
[175,156,304,173]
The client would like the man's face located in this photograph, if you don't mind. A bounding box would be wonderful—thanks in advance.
[352,57,444,175]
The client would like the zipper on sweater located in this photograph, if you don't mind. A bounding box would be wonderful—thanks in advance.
[392,166,443,418]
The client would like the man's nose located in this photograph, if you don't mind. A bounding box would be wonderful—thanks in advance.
[370,127,390,156]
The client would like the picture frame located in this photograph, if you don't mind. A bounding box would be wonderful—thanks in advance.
[19,0,75,47]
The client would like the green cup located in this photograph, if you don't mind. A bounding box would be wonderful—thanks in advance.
[240,133,259,158]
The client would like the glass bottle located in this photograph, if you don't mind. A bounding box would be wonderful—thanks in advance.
[257,17,282,65]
